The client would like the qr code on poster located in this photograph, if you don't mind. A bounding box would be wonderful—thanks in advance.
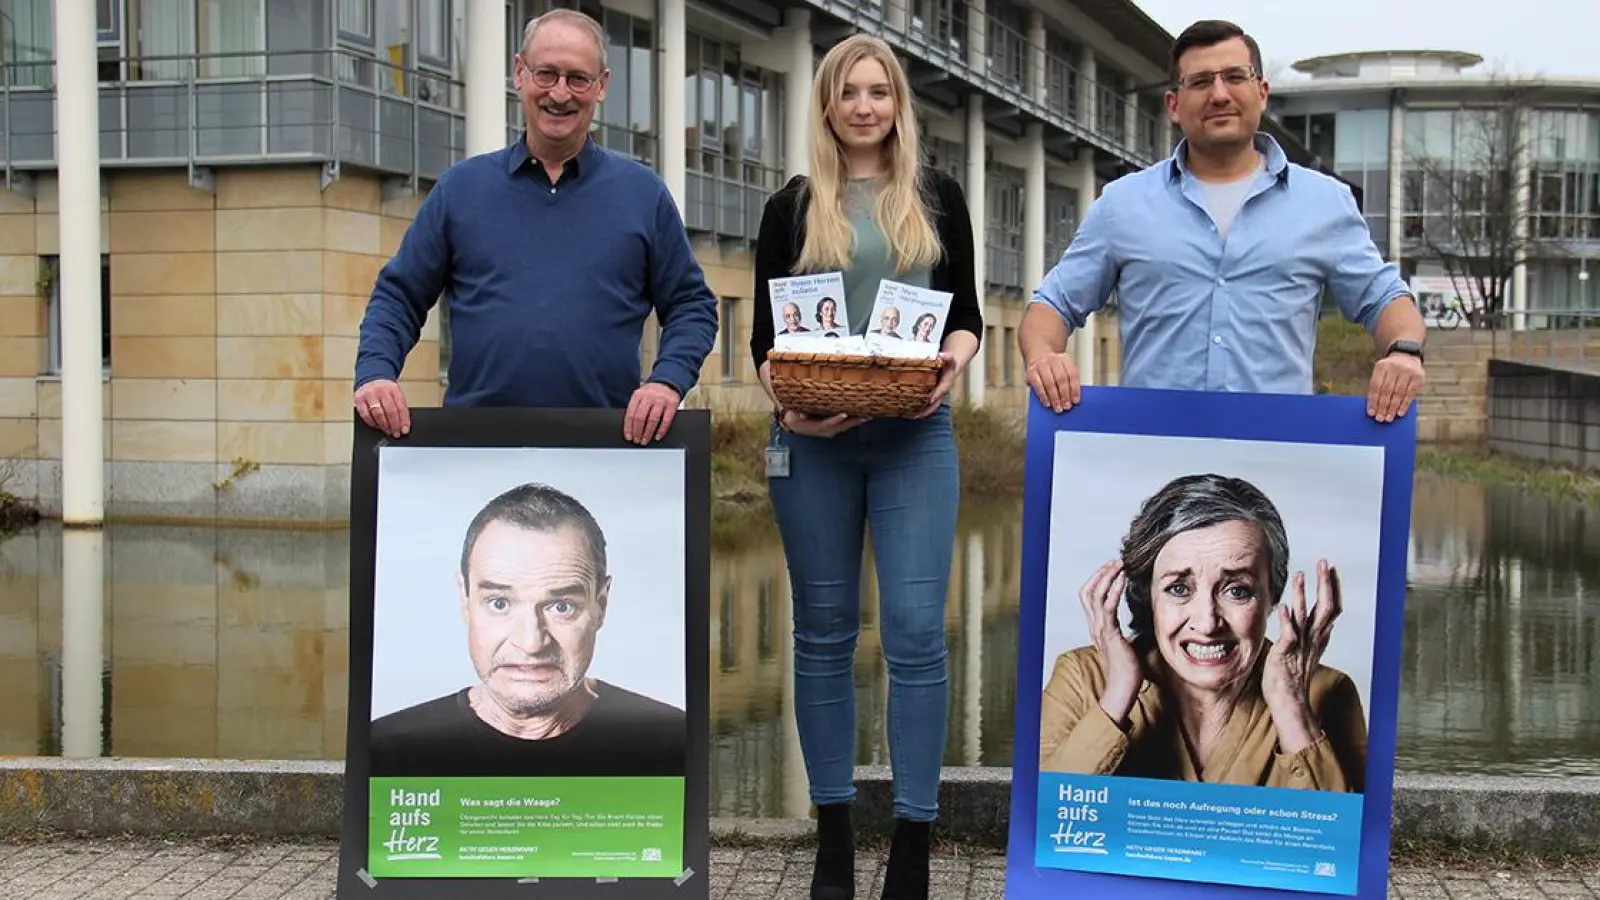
[642,848,662,862]
[1314,862,1336,877]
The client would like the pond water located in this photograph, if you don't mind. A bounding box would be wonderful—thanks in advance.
[0,471,1595,818]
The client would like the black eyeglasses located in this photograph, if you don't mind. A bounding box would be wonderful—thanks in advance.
[523,62,599,93]
[1176,65,1259,92]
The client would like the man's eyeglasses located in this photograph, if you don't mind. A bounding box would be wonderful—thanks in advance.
[1176,65,1259,92]
[524,63,599,93]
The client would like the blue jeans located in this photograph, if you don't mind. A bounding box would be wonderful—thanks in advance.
[766,405,960,822]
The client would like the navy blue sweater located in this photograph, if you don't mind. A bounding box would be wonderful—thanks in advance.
[354,137,718,409]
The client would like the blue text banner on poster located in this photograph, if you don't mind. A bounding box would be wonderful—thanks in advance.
[1035,773,1362,895]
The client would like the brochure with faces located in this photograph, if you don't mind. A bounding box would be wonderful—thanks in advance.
[770,273,850,346]
[769,274,951,360]
[865,279,952,358]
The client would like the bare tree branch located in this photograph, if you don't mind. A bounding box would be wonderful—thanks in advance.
[1261,56,1292,84]
[1403,74,1565,328]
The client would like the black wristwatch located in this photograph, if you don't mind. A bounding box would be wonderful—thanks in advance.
[1385,339,1425,364]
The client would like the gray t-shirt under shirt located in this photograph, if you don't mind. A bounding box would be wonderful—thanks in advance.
[841,177,930,335]
[1196,156,1264,240]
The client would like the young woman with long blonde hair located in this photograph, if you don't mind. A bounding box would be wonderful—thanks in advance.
[747,34,983,900]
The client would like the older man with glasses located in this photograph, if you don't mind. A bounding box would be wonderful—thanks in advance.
[1019,19,1428,424]
[352,8,717,446]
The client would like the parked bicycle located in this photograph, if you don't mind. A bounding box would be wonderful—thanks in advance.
[1420,294,1468,330]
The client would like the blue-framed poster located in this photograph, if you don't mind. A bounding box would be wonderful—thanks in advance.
[1005,386,1416,899]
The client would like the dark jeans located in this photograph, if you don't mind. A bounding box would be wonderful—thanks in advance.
[767,405,960,822]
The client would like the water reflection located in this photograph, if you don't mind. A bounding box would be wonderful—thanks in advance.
[1398,472,1600,777]
[0,474,1597,818]
[0,526,348,761]
[60,529,105,759]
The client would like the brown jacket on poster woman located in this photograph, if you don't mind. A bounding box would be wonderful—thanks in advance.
[1038,643,1369,792]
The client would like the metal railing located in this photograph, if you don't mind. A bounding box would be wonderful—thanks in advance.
[2,47,468,193]
[0,29,1168,249]
[683,160,787,242]
[1504,309,1600,364]
[802,0,1173,168]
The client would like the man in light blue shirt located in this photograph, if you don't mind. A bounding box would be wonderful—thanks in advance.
[1020,19,1427,423]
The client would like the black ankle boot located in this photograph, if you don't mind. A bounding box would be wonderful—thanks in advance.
[880,819,931,900]
[810,802,855,900]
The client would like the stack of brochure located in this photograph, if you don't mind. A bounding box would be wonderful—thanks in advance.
[768,273,952,360]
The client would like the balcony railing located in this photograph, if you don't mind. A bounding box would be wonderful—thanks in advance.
[985,232,1023,290]
[2,48,465,191]
[802,0,1173,167]
[684,160,786,243]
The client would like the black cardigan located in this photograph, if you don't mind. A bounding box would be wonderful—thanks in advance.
[748,166,985,369]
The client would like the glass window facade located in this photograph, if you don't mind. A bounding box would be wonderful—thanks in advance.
[910,0,967,58]
[923,133,965,187]
[536,0,655,165]
[681,31,785,242]
[1044,184,1079,278]
[985,0,1026,93]
[1332,109,1389,241]
[984,162,1025,291]
[1043,33,1079,121]
[1282,110,1385,243]
[3,0,1183,266]
[1530,110,1600,243]
[0,0,53,86]
[1400,107,1517,268]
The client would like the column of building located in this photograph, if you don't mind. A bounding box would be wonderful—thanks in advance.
[964,0,988,405]
[962,531,984,765]
[1078,49,1098,133]
[466,0,508,158]
[782,9,813,180]
[1511,110,1531,330]
[1387,99,1405,266]
[1073,48,1099,385]
[52,0,108,760]
[1022,10,1046,307]
[55,0,105,526]
[660,0,688,212]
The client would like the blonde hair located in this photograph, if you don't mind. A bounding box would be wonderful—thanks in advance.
[794,35,942,275]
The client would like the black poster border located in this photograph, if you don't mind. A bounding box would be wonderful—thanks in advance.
[335,407,712,899]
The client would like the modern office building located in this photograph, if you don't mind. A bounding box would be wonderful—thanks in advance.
[0,0,1327,523]
[1268,50,1599,328]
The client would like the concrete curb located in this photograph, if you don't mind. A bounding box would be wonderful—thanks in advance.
[3,759,1598,853]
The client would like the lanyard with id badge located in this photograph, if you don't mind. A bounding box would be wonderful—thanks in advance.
[766,410,791,478]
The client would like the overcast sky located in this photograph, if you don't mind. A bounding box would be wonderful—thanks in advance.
[1130,0,1600,81]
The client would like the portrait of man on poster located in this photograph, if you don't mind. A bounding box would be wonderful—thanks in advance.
[368,482,686,778]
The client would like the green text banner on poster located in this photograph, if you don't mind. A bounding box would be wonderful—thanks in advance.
[367,776,684,879]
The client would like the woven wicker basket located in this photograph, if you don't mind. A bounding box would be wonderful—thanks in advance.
[768,349,942,419]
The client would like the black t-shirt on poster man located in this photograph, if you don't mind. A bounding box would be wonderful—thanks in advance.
[368,681,686,778]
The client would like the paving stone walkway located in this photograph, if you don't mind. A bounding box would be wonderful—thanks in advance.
[1,837,1597,898]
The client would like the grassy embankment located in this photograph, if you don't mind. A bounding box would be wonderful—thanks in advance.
[1314,316,1600,506]
[711,315,1600,545]
[5,320,1589,540]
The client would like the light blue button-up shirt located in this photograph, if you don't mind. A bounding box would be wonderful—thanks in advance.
[1031,132,1411,395]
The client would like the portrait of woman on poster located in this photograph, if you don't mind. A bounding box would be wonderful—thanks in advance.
[747,33,983,900]
[815,296,843,335]
[1038,473,1368,794]
[911,313,937,342]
